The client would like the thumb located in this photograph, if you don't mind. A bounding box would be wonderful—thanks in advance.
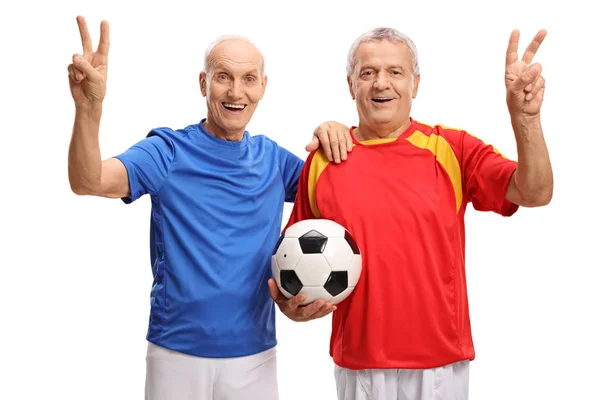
[73,54,102,83]
[512,63,542,91]
[267,279,280,301]
[305,137,319,152]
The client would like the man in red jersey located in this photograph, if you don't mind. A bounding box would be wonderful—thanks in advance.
[268,27,553,399]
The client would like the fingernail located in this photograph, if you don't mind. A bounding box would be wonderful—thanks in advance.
[525,83,533,92]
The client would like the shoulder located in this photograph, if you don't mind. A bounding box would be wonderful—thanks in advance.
[148,123,198,142]
[412,120,465,140]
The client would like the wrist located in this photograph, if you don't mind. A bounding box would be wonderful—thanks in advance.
[75,101,103,118]
[511,114,542,137]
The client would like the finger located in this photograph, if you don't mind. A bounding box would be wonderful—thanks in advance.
[286,292,307,310]
[68,64,83,83]
[329,131,342,164]
[521,29,547,65]
[76,16,93,55]
[73,54,102,82]
[97,20,110,57]
[305,137,319,152]
[336,130,348,161]
[317,130,333,162]
[505,29,520,67]
[525,75,545,101]
[307,304,337,320]
[298,300,326,319]
[267,279,283,302]
[345,129,353,153]
[511,63,542,92]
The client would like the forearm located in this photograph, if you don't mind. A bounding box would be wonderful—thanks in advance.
[511,115,553,206]
[68,104,103,194]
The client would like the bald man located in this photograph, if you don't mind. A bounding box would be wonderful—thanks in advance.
[67,16,349,400]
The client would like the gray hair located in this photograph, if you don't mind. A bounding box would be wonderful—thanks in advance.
[346,27,420,77]
[203,34,266,77]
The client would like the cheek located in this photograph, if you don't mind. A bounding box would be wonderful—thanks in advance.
[246,86,265,103]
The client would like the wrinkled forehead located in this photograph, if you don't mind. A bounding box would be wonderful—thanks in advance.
[207,39,264,75]
[354,40,413,71]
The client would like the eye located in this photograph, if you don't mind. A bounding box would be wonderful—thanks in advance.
[391,70,403,76]
[245,76,256,83]
[360,70,373,77]
[217,74,228,81]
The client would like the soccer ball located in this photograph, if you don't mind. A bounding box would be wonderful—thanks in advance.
[271,219,362,306]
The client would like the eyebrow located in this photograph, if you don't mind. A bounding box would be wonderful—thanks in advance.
[360,64,406,72]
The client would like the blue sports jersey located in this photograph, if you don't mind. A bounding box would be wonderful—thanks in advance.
[114,119,303,357]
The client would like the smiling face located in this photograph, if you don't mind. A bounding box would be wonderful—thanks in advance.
[348,39,420,137]
[200,39,267,140]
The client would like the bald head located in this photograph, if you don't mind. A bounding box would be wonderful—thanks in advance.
[204,35,265,78]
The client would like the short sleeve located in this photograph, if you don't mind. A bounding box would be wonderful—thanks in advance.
[461,131,519,216]
[113,129,176,204]
[277,146,304,203]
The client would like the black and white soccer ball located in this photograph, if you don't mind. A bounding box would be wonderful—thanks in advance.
[271,219,362,306]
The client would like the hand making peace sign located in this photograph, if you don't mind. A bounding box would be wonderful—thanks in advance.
[68,16,110,108]
[505,29,547,118]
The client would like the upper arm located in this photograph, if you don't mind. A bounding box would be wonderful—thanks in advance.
[92,157,131,199]
[459,130,519,216]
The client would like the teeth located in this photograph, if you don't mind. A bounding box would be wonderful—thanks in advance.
[224,103,245,109]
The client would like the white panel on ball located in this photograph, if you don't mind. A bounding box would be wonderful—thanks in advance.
[300,285,333,304]
[313,219,346,238]
[271,256,295,299]
[294,254,332,286]
[330,286,355,305]
[347,255,362,287]
[323,237,355,271]
[283,219,316,238]
[275,238,304,270]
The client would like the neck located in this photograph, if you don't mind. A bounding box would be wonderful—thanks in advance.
[203,119,245,142]
[354,119,412,142]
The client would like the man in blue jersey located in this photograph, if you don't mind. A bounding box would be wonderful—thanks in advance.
[67,16,351,400]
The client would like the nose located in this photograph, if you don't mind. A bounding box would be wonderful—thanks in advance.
[373,71,391,90]
[227,80,243,99]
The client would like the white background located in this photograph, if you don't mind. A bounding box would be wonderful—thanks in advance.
[1,0,598,399]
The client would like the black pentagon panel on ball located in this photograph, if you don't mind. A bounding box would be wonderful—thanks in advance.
[273,234,285,255]
[280,270,303,296]
[324,271,348,296]
[298,230,328,254]
[344,231,360,254]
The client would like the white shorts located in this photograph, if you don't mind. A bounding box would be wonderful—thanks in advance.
[145,342,279,400]
[334,361,470,400]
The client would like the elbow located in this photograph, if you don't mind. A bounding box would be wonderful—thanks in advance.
[521,186,553,207]
[69,178,96,196]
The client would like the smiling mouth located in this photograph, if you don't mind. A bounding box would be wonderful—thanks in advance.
[222,103,247,111]
[371,97,394,103]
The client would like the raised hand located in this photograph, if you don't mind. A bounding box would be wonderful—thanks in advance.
[505,29,547,118]
[68,16,110,108]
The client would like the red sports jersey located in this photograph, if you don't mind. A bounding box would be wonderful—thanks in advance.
[285,119,519,370]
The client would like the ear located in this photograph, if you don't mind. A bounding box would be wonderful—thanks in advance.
[347,76,356,100]
[200,72,207,97]
[258,75,268,100]
[412,74,420,99]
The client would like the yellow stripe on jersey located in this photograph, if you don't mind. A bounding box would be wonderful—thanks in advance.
[360,138,397,146]
[307,150,331,218]
[405,130,463,212]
